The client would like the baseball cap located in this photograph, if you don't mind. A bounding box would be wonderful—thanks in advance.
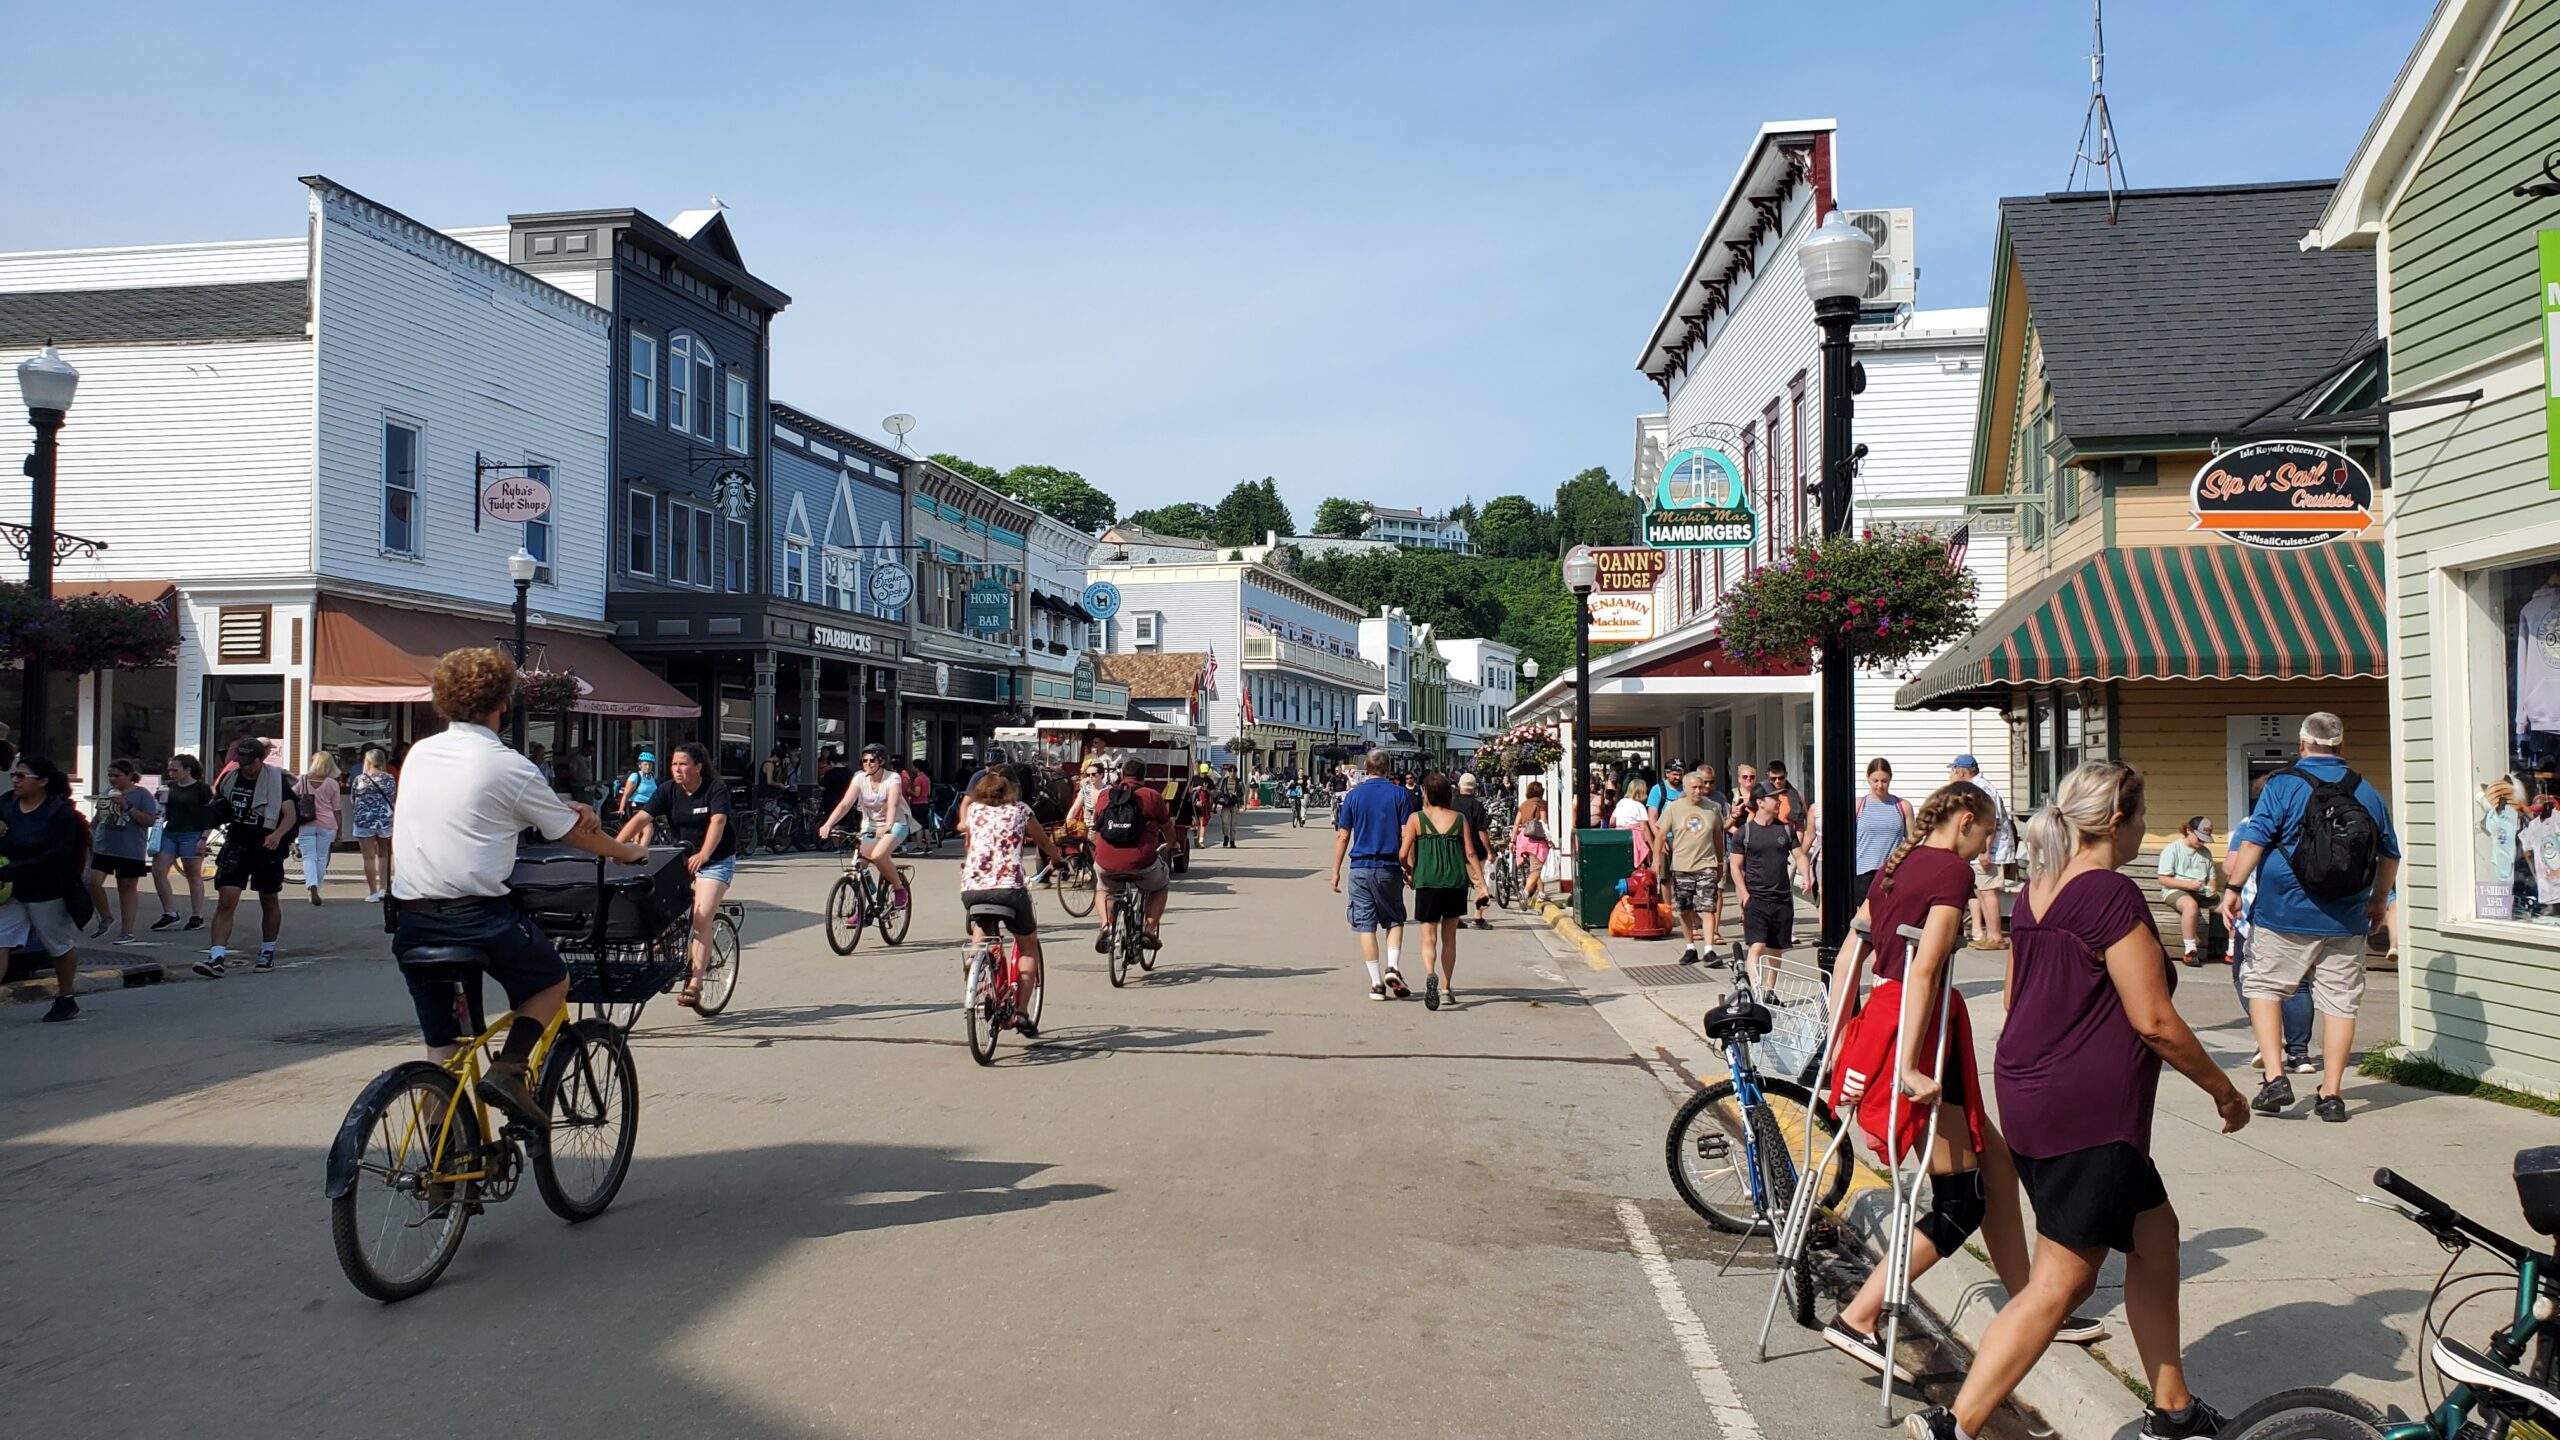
[1664,759,1685,772]
[1752,782,1781,801]
[1950,754,1980,771]
[231,738,266,762]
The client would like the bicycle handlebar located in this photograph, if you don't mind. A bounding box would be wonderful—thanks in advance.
[2374,1167,2533,1269]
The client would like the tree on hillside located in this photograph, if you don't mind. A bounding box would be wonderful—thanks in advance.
[929,453,1005,488]
[1445,498,1480,547]
[1295,550,1504,643]
[1125,501,1218,539]
[1490,560,1576,678]
[1478,493,1553,560]
[1210,477,1295,547]
[1000,464,1117,533]
[1312,497,1370,538]
[1553,465,1638,550]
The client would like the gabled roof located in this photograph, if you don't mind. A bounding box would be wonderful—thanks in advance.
[0,280,309,347]
[1636,119,1835,381]
[507,204,791,313]
[668,205,746,266]
[2309,0,2507,251]
[2000,182,2376,445]
[1094,651,1209,699]
[1096,523,1214,551]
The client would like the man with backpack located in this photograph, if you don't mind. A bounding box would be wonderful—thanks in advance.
[1089,755,1171,955]
[2223,712,2399,1123]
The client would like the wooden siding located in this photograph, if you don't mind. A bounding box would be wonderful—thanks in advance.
[2113,679,2391,852]
[0,236,305,290]
[2384,0,2559,387]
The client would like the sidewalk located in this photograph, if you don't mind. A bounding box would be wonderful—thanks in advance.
[1556,908,2551,1437]
[2,868,398,1004]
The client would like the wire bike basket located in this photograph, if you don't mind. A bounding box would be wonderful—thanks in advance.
[507,847,697,1007]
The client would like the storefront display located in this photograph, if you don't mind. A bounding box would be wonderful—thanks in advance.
[2474,560,2560,924]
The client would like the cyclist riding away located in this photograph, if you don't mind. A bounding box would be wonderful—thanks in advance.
[820,742,913,910]
[612,741,735,1009]
[959,768,1063,1022]
[1088,754,1170,955]
[393,648,646,1129]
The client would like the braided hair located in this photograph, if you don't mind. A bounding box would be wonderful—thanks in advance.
[1875,781,1997,894]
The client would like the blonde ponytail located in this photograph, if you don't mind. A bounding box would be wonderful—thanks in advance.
[2023,760,2145,877]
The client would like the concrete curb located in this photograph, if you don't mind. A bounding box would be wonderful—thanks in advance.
[1,961,166,1004]
[1532,900,1613,969]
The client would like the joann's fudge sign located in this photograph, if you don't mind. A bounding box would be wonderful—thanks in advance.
[2187,441,2374,551]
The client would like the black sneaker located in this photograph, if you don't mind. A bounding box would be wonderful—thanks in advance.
[1903,1408,1960,1440]
[476,1066,549,1140]
[2055,1313,2108,1344]
[182,916,205,931]
[1678,947,1699,966]
[2316,1093,2348,1123]
[192,956,225,979]
[1094,932,1110,955]
[2287,1053,2320,1074]
[2143,1398,2228,1440]
[150,914,183,931]
[255,951,275,972]
[2252,1075,2295,1115]
[41,996,79,1023]
[1823,1317,1917,1383]
[1368,984,1389,1002]
[1424,973,1441,1011]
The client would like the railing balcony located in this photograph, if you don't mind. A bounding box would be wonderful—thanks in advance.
[1241,635,1385,690]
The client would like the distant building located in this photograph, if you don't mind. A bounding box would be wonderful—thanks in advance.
[1283,533,1401,562]
[1358,504,1474,553]
[1435,637,1520,760]
[1091,522,1218,567]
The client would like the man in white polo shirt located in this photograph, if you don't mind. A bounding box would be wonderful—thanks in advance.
[392,647,646,1131]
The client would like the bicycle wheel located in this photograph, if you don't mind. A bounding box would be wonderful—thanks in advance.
[1055,861,1095,918]
[965,953,999,1065]
[876,869,912,945]
[1750,1103,1816,1329]
[824,874,865,955]
[695,913,741,1017]
[1020,957,1044,1034]
[2215,1388,2389,1440]
[531,1020,638,1222]
[1665,1076,1849,1234]
[330,1062,478,1303]
[1107,917,1130,988]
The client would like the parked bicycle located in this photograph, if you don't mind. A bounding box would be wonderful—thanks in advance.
[823,851,914,952]
[962,899,1044,1064]
[742,793,818,855]
[2217,1151,2560,1440]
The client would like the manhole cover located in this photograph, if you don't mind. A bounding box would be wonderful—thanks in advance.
[1620,964,1718,987]
[270,1023,413,1047]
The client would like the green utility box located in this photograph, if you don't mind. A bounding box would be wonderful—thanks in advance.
[1575,828,1632,930]
[1256,781,1278,808]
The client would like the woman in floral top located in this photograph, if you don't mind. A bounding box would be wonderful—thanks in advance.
[959,769,1062,1011]
[349,747,397,903]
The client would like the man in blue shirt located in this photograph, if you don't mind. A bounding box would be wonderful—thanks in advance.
[2223,712,2400,1123]
[1645,760,1687,820]
[1330,750,1417,1001]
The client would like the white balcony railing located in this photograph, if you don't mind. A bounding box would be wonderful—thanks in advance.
[1241,635,1386,691]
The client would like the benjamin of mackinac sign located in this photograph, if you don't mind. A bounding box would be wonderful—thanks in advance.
[1642,444,1755,550]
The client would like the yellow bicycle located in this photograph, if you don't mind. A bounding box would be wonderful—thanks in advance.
[326,970,637,1302]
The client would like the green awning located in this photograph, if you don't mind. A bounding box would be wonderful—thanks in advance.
[1896,541,2387,711]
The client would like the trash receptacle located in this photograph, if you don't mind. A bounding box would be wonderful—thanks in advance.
[1576,827,1633,930]
[1256,781,1277,809]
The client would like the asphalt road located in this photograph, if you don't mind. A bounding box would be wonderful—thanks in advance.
[0,809,1995,1439]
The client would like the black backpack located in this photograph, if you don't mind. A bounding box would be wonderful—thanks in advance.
[1096,783,1148,848]
[2279,765,2381,899]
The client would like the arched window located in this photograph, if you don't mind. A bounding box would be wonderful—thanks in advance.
[668,333,717,438]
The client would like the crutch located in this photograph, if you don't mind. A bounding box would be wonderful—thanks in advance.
[1875,922,1957,1427]
[1756,917,1871,1359]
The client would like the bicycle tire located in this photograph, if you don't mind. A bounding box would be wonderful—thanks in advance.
[2215,1388,2390,1440]
[330,1062,478,1303]
[584,999,646,1035]
[1107,923,1130,987]
[1665,1076,1849,1234]
[1055,863,1095,918]
[1020,960,1044,1035]
[876,869,912,945]
[965,953,1000,1065]
[695,913,741,1017]
[531,1020,638,1222]
[1751,1103,1816,1329]
[824,874,864,955]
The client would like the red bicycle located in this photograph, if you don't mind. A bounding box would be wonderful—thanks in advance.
[963,901,1044,1065]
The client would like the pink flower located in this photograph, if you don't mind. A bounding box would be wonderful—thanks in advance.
[1846,600,1864,615]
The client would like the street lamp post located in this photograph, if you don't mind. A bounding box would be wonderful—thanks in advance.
[507,549,539,751]
[1561,545,1600,860]
[1799,209,1879,966]
[15,346,79,758]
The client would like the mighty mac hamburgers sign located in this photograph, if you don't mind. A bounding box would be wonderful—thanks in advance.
[2187,441,2375,551]
[1642,443,1755,550]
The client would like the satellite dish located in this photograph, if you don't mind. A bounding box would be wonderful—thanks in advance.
[882,414,916,452]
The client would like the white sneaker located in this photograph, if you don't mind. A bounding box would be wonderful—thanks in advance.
[363,891,384,903]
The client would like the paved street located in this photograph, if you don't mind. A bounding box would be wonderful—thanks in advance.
[0,811,1962,1440]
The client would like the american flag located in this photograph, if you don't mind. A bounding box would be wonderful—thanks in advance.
[1944,523,1971,570]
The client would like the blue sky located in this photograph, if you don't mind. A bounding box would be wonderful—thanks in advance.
[1,2,2422,525]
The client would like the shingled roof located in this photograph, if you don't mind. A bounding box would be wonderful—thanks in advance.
[1094,651,1208,699]
[0,281,310,348]
[2001,182,2376,444]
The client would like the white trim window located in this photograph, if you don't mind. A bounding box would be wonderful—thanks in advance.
[626,486,656,576]
[667,498,714,587]
[723,373,751,454]
[2433,526,2560,931]
[724,516,749,593]
[382,417,422,557]
[629,330,658,420]
[523,461,554,585]
[668,333,717,439]
[783,540,809,602]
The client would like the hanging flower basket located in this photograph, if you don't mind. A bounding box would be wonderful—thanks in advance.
[1474,722,1561,776]
[518,668,582,715]
[0,586,181,673]
[1713,527,1978,674]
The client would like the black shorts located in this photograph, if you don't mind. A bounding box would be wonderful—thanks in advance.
[961,888,1037,936]
[393,899,570,1050]
[2013,1141,2171,1254]
[1743,893,1795,948]
[90,854,147,881]
[1850,869,1877,913]
[1413,886,1470,924]
[215,829,287,894]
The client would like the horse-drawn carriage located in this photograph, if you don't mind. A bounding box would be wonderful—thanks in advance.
[993,720,1198,875]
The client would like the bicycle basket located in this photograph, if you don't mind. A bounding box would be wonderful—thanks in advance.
[1752,954,1833,1087]
[565,935,689,1006]
[510,846,693,944]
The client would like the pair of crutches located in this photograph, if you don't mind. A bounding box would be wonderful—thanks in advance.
[1754,921,1959,1430]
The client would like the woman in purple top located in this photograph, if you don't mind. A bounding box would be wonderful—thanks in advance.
[1909,761,2252,1440]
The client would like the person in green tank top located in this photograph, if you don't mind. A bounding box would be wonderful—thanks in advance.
[1399,771,1485,1011]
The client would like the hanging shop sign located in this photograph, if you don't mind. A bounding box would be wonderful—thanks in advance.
[479,473,552,525]
[713,468,758,521]
[1081,581,1123,620]
[935,661,952,696]
[1642,444,1755,550]
[1585,591,1657,644]
[868,558,914,611]
[965,576,1013,635]
[2541,230,2560,490]
[2188,441,2375,550]
[1073,655,1096,702]
[1588,546,1668,592]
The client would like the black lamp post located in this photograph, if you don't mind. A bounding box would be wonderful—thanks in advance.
[1562,544,1599,849]
[508,549,538,750]
[1799,209,1880,965]
[15,346,79,758]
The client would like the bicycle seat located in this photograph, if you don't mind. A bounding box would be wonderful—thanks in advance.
[395,944,489,981]
[966,902,1020,921]
[1702,993,1775,1043]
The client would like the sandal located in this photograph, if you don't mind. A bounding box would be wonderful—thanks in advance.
[1383,968,1410,999]
[676,981,703,1009]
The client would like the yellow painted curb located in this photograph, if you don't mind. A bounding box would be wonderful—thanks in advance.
[1534,901,1612,970]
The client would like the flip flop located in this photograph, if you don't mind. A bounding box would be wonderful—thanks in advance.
[1383,969,1410,999]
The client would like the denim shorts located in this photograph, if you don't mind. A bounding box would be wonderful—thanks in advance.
[1346,866,1407,932]
[697,857,737,886]
[861,822,913,848]
[156,830,204,861]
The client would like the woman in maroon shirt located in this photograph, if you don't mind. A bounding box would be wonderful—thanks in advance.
[1908,762,2250,1440]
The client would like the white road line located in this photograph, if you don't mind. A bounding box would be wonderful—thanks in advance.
[1615,1197,1763,1440]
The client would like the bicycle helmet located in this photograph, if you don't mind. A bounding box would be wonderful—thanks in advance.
[860,742,889,760]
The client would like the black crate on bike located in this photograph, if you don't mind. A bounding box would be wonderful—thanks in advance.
[509,846,693,944]
[565,938,689,1006]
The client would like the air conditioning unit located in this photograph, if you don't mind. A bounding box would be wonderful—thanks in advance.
[1132,614,1159,649]
[1846,209,1916,310]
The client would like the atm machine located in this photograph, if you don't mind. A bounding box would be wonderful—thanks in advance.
[2228,713,2309,831]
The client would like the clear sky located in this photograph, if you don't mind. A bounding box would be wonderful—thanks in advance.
[1,1,2422,525]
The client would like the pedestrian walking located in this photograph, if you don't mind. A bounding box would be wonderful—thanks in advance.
[1645,760,1687,819]
[1948,754,2015,949]
[1330,750,1416,1001]
[1610,778,1657,871]
[1513,780,1553,908]
[1654,767,1728,965]
[1906,760,2249,1440]
[2222,712,2399,1122]
[150,753,214,932]
[1401,772,1483,1010]
[3,754,95,1022]
[1728,784,1810,986]
[349,747,397,902]
[2154,816,2221,965]
[1451,771,1496,930]
[84,759,160,945]
[1765,760,1809,836]
[2223,797,2317,1076]
[298,751,343,905]
[195,736,295,977]
[1216,763,1244,848]
[1851,757,1916,913]
[1727,764,1759,844]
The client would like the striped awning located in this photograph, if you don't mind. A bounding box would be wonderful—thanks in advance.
[1896,541,2386,711]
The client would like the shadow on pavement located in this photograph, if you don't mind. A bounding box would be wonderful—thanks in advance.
[2185,1287,2427,1397]
[1130,963,1337,987]
[1010,1023,1276,1064]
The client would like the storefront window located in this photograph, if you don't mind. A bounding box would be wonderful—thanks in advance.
[2464,557,2560,924]
[2023,687,2083,808]
[107,666,177,769]
[320,703,400,772]
[204,675,285,761]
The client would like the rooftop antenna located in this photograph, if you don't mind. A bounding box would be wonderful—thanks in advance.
[2066,0,2128,223]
